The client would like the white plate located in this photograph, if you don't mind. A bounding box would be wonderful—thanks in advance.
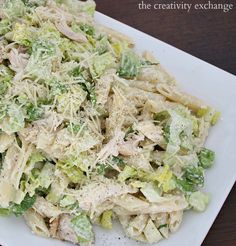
[1,11,236,246]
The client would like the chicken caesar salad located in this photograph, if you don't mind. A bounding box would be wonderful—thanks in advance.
[0,0,220,245]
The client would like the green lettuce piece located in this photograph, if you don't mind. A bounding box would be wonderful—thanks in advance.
[67,122,81,134]
[0,19,12,35]
[96,36,109,55]
[198,148,215,169]
[164,110,193,160]
[1,104,25,134]
[176,166,204,192]
[0,64,14,96]
[57,161,85,183]
[189,191,209,212]
[38,162,55,189]
[174,104,199,135]
[197,107,209,117]
[26,39,57,79]
[100,210,113,229]
[90,52,115,78]
[25,103,44,122]
[37,22,61,41]
[0,207,11,216]
[140,183,163,203]
[176,178,196,192]
[2,0,26,19]
[81,0,96,16]
[58,0,96,16]
[10,22,35,46]
[184,166,204,186]
[11,193,36,216]
[118,165,136,182]
[211,111,221,125]
[22,0,47,7]
[71,213,94,243]
[154,110,170,123]
[118,50,141,79]
[28,151,45,167]
[47,78,68,96]
[79,23,95,37]
[60,195,77,208]
[197,107,221,126]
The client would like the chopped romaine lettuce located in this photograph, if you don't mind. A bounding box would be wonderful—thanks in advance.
[154,110,170,123]
[58,0,96,16]
[211,111,221,125]
[184,166,204,186]
[11,23,35,46]
[25,103,44,122]
[118,165,136,182]
[26,38,57,79]
[38,163,55,189]
[71,213,94,243]
[164,110,193,160]
[140,183,163,203]
[79,23,95,37]
[60,195,77,208]
[176,166,204,192]
[28,151,45,167]
[67,122,81,134]
[1,104,25,134]
[198,107,221,126]
[156,165,175,192]
[2,0,26,19]
[198,148,215,169]
[0,64,14,95]
[96,36,109,55]
[90,52,115,78]
[57,161,85,183]
[0,207,11,216]
[100,210,113,229]
[11,193,36,216]
[189,191,209,212]
[0,19,12,35]
[118,50,141,79]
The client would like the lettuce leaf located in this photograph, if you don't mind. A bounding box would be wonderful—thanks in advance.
[2,0,26,19]
[176,166,204,192]
[57,161,85,183]
[118,50,141,79]
[189,191,209,212]
[100,210,113,229]
[90,52,115,78]
[71,213,94,243]
[0,19,12,35]
[0,193,36,217]
[11,23,35,46]
[0,65,14,96]
[1,104,25,134]
[198,148,215,169]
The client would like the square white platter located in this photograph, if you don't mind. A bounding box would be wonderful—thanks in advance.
[0,11,236,246]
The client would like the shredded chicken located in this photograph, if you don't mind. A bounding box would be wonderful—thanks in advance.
[135,120,164,144]
[55,21,87,43]
[33,197,63,218]
[8,48,29,81]
[118,135,144,156]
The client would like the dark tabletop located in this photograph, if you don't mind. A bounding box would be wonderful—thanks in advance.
[96,0,236,245]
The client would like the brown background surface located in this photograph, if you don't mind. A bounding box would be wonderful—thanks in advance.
[96,0,236,245]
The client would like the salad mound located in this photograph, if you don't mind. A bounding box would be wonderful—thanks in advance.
[0,0,219,245]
